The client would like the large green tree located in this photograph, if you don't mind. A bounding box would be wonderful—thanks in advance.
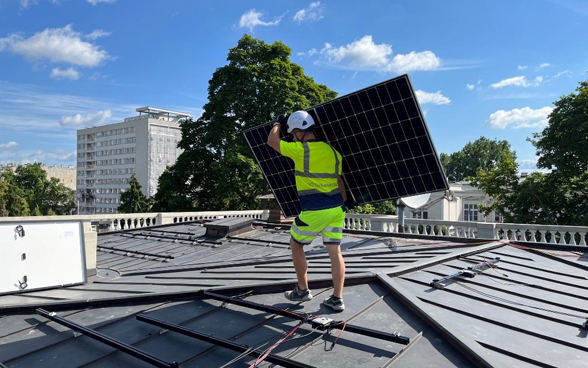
[473,78,588,226]
[118,173,152,213]
[0,163,74,216]
[440,137,515,182]
[152,34,337,211]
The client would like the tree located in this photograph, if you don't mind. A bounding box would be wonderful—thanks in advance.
[152,34,337,211]
[0,176,30,217]
[473,79,588,226]
[118,173,152,213]
[440,137,515,182]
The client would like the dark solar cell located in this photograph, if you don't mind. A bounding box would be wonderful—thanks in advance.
[244,74,448,217]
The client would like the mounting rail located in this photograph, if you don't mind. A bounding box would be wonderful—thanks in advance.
[201,291,410,345]
[137,314,316,368]
[36,308,179,368]
[431,257,501,289]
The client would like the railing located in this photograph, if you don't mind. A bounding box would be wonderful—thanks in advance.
[90,210,270,231]
[347,214,588,246]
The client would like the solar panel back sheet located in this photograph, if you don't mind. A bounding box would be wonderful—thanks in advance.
[244,74,448,218]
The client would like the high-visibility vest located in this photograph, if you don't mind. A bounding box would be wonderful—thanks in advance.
[280,139,344,211]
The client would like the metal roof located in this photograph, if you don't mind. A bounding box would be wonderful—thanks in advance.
[1,219,587,367]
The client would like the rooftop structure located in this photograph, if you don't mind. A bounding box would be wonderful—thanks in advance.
[1,212,587,368]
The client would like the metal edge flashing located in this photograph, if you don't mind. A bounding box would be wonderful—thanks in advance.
[376,273,506,368]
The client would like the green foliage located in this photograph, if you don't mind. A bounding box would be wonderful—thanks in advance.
[348,200,396,215]
[118,173,152,213]
[152,34,337,211]
[530,79,588,177]
[440,137,515,182]
[0,163,74,216]
[472,79,588,225]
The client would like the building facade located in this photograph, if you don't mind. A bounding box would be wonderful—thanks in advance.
[406,181,503,223]
[76,107,191,215]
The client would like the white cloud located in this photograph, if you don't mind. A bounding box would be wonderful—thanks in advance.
[50,67,81,80]
[486,106,553,129]
[0,141,18,149]
[0,24,110,67]
[298,48,318,57]
[537,62,550,69]
[466,84,475,91]
[294,2,324,23]
[490,76,543,89]
[238,9,281,31]
[517,65,528,70]
[320,35,440,74]
[549,70,571,80]
[415,90,451,105]
[59,110,112,127]
[85,29,112,40]
[87,0,116,5]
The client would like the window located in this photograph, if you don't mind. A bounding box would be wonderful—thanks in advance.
[412,211,428,219]
[494,212,503,223]
[464,203,479,222]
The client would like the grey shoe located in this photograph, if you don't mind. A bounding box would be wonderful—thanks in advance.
[323,295,345,311]
[284,284,313,302]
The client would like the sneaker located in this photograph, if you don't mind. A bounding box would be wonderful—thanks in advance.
[284,284,313,302]
[323,295,345,311]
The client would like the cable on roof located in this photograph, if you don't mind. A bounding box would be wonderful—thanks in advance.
[249,320,305,368]
[456,281,587,321]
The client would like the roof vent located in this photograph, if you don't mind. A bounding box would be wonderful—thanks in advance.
[204,218,255,238]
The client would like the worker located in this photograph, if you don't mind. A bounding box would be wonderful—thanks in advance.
[267,110,348,311]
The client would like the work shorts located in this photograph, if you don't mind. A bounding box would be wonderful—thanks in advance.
[290,206,345,246]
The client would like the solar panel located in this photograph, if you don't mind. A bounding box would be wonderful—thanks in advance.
[244,74,448,218]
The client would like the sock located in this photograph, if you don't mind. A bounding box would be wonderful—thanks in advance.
[331,295,341,301]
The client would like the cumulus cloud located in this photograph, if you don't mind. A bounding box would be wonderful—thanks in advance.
[0,141,18,149]
[50,67,81,80]
[486,106,553,129]
[85,29,112,40]
[320,35,441,74]
[490,76,543,89]
[415,90,451,105]
[294,2,324,23]
[517,65,527,70]
[298,48,318,57]
[0,24,110,67]
[466,84,475,91]
[59,110,112,127]
[239,9,281,31]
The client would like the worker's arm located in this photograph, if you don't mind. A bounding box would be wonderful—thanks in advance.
[337,176,347,202]
[267,123,282,153]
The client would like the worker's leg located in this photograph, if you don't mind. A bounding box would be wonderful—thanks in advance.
[321,206,346,298]
[326,243,345,298]
[290,238,308,290]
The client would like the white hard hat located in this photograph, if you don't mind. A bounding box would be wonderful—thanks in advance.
[287,110,315,133]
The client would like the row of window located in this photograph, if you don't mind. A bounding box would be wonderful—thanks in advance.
[95,198,120,204]
[97,137,137,147]
[97,148,136,156]
[96,127,136,137]
[95,207,117,214]
[410,204,502,222]
[96,168,133,175]
[77,178,131,185]
[96,158,135,165]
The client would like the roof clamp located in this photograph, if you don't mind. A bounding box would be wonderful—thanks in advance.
[73,331,83,338]
[582,319,588,330]
[159,328,169,335]
[430,257,501,289]
[311,317,334,329]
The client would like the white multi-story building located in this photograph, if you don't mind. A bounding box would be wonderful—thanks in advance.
[76,107,191,215]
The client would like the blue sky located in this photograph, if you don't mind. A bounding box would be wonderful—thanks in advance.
[0,0,586,172]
